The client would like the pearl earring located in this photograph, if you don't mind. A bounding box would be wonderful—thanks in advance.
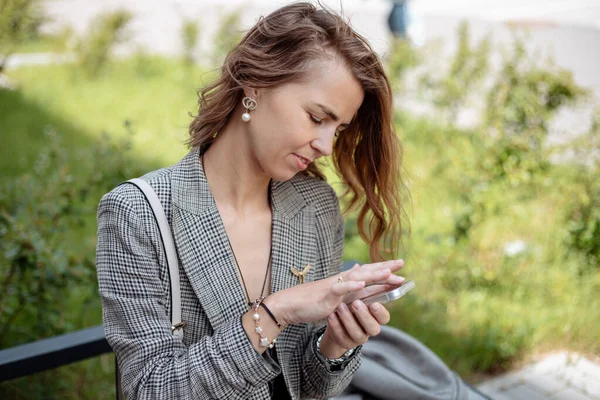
[241,97,257,122]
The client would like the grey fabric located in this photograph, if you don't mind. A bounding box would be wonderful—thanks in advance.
[96,147,361,400]
[333,326,469,400]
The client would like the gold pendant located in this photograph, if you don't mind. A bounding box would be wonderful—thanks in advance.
[290,263,311,285]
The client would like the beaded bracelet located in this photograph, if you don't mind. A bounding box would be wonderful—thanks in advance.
[251,298,277,349]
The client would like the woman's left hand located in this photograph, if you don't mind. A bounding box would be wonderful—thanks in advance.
[319,300,390,357]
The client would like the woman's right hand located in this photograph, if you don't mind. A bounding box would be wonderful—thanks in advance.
[264,259,405,326]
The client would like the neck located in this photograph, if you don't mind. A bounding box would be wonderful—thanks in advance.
[201,120,272,218]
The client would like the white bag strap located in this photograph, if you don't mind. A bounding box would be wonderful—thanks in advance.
[126,178,184,338]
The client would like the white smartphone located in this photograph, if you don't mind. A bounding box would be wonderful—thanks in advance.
[358,280,415,305]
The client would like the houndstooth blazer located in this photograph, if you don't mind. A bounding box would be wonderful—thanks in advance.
[95,146,362,399]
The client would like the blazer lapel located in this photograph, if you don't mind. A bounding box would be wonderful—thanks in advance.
[270,179,318,297]
[170,147,318,332]
[171,148,243,329]
[269,179,318,388]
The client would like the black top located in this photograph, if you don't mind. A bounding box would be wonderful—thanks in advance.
[268,346,291,399]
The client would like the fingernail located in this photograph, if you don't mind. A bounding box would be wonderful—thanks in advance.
[352,300,363,311]
[339,303,348,312]
[397,259,404,263]
[370,303,380,312]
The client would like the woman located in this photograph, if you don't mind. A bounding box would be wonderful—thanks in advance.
[96,2,407,399]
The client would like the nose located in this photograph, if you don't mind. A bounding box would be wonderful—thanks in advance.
[310,129,336,158]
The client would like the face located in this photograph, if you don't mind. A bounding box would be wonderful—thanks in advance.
[246,59,364,182]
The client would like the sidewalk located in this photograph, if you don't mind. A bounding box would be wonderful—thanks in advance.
[476,352,600,400]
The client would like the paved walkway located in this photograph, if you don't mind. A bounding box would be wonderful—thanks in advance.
[477,352,600,400]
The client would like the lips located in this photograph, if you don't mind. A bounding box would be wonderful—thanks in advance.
[293,154,310,170]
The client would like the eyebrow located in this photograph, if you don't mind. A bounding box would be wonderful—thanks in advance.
[316,103,350,128]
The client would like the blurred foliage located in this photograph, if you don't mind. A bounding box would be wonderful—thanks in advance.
[386,37,420,93]
[0,124,138,348]
[0,128,92,345]
[419,22,491,124]
[181,19,200,65]
[485,33,588,139]
[560,110,600,273]
[0,0,46,71]
[74,10,132,77]
[211,9,243,68]
[440,30,588,244]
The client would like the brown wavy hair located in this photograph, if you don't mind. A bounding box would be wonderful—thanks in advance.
[187,2,407,262]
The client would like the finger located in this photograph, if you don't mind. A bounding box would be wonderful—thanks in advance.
[347,267,393,286]
[380,274,406,287]
[336,302,369,344]
[350,300,382,337]
[327,311,357,349]
[344,259,404,283]
[331,280,365,297]
[363,259,405,274]
[367,302,390,325]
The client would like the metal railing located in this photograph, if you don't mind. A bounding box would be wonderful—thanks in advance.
[0,325,111,382]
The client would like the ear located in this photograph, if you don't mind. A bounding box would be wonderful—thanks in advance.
[243,87,261,99]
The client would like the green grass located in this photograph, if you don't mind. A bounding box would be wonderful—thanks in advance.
[1,55,203,179]
[0,56,598,398]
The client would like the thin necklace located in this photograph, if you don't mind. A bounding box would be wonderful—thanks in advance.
[201,152,273,307]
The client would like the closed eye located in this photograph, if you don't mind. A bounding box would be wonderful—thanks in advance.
[309,114,322,124]
[309,113,342,137]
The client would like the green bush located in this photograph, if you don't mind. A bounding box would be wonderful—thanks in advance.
[562,110,600,273]
[0,123,138,347]
[0,0,46,72]
[485,32,588,139]
[211,10,243,68]
[443,32,587,242]
[419,21,491,124]
[386,37,420,94]
[181,19,200,65]
[74,10,132,77]
[1,128,88,345]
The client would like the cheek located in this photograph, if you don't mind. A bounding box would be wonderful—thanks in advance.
[265,110,310,147]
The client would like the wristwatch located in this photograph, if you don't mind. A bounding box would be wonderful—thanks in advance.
[315,332,359,371]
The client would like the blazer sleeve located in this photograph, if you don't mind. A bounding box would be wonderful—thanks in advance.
[299,184,362,399]
[96,189,280,400]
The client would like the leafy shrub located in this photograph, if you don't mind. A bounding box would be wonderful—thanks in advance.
[445,33,587,242]
[419,22,491,124]
[211,10,243,68]
[485,33,588,139]
[386,37,420,94]
[74,10,132,77]
[563,110,600,273]
[181,19,200,65]
[0,0,46,72]
[0,123,139,347]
